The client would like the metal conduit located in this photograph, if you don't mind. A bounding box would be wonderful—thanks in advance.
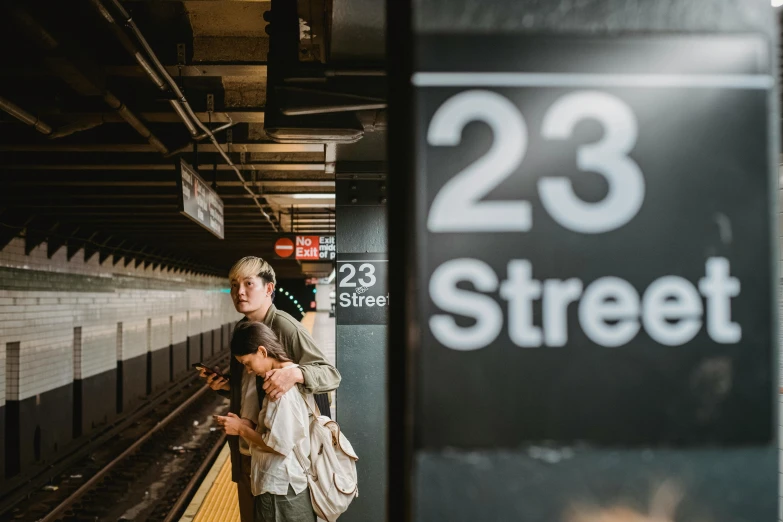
[10,7,169,154]
[0,95,52,134]
[102,0,279,232]
[90,0,234,143]
[0,95,104,139]
[103,92,168,154]
[48,118,105,140]
[88,0,168,90]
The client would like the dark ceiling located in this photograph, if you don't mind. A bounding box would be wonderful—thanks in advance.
[0,0,386,278]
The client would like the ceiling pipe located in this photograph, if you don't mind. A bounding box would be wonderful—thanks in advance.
[0,95,105,139]
[9,7,168,154]
[102,0,278,232]
[0,95,52,134]
[87,0,167,90]
[48,118,105,139]
[169,100,199,137]
[103,91,167,153]
[88,0,234,142]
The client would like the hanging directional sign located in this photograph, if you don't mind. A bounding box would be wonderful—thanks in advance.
[414,34,775,450]
[177,159,224,240]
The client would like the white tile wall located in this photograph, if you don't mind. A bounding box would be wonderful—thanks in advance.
[16,336,73,401]
[188,310,202,337]
[202,309,212,333]
[149,316,170,352]
[0,238,241,400]
[80,324,116,380]
[172,312,188,344]
[121,319,147,361]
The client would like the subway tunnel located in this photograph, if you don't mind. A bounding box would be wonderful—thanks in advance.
[0,0,384,519]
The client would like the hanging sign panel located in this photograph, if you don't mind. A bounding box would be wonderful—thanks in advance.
[336,253,388,325]
[414,34,775,450]
[177,159,224,239]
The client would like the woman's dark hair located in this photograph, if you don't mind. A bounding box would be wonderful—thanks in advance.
[231,321,291,361]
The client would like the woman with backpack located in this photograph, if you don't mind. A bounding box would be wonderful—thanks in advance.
[215,321,317,522]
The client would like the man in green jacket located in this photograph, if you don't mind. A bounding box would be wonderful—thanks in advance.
[199,256,341,522]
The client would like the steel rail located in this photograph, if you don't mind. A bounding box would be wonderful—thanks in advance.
[162,433,228,522]
[39,384,213,522]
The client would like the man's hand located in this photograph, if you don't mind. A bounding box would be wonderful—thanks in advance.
[199,368,230,392]
[214,412,254,436]
[262,366,304,401]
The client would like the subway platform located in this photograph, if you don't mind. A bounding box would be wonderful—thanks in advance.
[180,311,336,522]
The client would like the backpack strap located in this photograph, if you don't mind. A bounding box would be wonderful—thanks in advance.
[292,445,315,479]
[288,364,321,418]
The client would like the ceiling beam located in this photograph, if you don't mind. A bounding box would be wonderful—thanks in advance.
[2,181,335,188]
[1,163,325,171]
[105,64,267,78]
[30,111,264,124]
[0,173,333,183]
[0,143,323,153]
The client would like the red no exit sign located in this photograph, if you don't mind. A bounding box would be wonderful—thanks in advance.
[273,235,336,261]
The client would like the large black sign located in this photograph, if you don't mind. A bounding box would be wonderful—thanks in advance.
[414,35,775,449]
[177,159,224,239]
[336,253,388,325]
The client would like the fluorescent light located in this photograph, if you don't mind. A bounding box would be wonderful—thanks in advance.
[326,269,335,284]
[774,0,783,6]
[291,194,335,199]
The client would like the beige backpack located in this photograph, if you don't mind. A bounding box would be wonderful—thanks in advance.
[293,395,359,522]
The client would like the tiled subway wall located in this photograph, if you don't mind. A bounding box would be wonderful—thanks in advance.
[0,237,241,406]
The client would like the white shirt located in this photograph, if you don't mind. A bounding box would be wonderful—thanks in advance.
[239,372,261,456]
[250,384,313,496]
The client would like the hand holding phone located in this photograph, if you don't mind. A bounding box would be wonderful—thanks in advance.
[192,362,222,378]
[193,363,230,392]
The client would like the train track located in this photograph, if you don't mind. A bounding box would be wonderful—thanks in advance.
[0,353,233,522]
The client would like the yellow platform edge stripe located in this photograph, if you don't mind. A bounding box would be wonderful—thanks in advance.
[180,443,239,522]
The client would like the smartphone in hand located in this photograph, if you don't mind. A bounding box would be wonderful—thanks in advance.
[192,362,223,378]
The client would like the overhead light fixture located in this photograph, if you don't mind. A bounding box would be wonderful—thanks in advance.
[774,0,783,6]
[291,194,336,199]
[326,269,335,284]
[265,127,363,144]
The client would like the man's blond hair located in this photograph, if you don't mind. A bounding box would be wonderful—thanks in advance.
[228,256,276,286]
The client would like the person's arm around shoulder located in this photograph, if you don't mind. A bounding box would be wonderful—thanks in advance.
[262,317,341,400]
[290,324,341,394]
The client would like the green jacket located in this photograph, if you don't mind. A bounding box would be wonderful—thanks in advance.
[260,304,341,393]
[227,304,340,482]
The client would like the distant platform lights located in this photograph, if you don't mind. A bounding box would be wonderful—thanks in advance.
[277,287,306,316]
